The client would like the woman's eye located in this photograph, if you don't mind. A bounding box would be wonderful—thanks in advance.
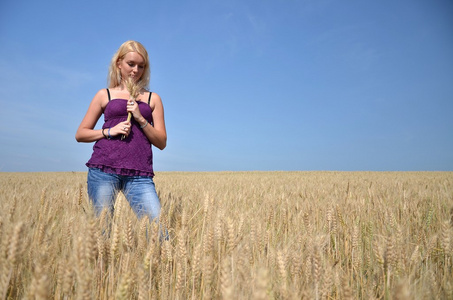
[138,65,144,69]
[128,63,134,67]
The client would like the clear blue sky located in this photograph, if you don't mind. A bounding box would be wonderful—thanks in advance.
[0,0,452,172]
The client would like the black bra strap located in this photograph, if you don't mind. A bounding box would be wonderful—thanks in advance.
[106,88,111,101]
[148,92,152,105]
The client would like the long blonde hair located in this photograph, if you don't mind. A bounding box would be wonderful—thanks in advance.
[108,41,150,90]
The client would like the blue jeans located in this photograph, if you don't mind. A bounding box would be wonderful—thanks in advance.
[87,168,161,221]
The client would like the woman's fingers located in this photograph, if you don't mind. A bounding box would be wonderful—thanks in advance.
[127,101,142,120]
[115,121,131,137]
[122,123,131,135]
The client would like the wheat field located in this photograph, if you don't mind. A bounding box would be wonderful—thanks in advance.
[0,171,452,299]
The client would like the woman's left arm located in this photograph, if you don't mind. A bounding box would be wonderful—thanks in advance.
[137,93,167,150]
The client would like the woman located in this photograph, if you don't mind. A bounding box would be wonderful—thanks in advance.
[76,40,166,222]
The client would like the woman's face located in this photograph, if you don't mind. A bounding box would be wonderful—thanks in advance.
[118,51,146,82]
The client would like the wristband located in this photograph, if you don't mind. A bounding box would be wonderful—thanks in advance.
[102,128,108,139]
[140,120,149,129]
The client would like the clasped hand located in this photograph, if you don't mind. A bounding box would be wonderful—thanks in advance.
[127,100,142,120]
[108,100,142,138]
[111,121,131,137]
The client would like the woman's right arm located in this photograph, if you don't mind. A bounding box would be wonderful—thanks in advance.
[76,89,132,142]
[75,89,107,143]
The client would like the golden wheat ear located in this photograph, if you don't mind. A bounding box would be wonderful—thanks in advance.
[121,77,141,140]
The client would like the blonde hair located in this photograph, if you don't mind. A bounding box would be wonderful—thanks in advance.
[108,40,150,90]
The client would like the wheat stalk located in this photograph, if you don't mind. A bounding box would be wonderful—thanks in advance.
[1,171,452,299]
[122,77,140,140]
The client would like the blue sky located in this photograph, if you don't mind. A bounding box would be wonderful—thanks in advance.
[0,0,452,172]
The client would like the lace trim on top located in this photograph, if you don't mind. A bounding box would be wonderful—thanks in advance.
[87,163,154,177]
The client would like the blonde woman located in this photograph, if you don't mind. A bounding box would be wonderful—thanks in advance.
[76,41,167,222]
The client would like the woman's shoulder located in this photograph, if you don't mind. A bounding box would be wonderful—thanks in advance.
[90,88,110,107]
[148,91,162,102]
[94,88,109,98]
[148,91,163,111]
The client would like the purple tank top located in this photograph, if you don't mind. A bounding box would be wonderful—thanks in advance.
[86,95,154,177]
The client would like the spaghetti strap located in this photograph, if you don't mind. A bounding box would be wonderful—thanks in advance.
[148,92,152,105]
[106,88,111,101]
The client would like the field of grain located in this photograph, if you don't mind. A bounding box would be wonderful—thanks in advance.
[0,171,452,299]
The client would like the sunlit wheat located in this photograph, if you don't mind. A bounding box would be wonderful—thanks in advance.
[0,171,452,299]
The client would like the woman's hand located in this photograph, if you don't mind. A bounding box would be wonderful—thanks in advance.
[127,100,143,121]
[110,120,131,138]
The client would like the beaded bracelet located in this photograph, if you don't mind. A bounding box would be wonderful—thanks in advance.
[140,120,149,129]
